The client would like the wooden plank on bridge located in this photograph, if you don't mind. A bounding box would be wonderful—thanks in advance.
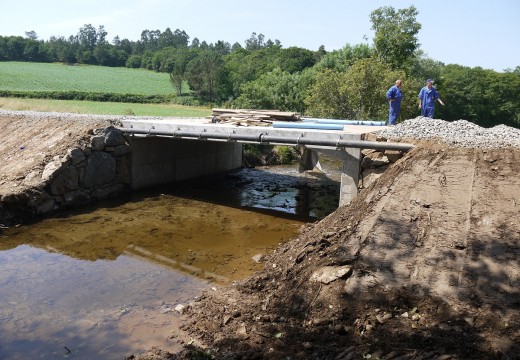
[211,108,301,125]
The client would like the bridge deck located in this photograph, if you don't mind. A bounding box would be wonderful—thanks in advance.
[120,117,389,144]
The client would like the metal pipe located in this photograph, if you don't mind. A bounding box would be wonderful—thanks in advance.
[302,118,386,126]
[259,135,414,151]
[120,128,414,151]
[272,121,344,130]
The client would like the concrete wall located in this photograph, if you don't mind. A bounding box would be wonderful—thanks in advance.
[127,136,243,190]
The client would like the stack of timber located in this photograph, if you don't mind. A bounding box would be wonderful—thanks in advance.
[209,108,301,126]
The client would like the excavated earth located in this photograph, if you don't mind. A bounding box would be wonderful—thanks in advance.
[1,111,520,360]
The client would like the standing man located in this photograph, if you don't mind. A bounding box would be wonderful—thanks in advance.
[418,79,443,118]
[386,79,403,125]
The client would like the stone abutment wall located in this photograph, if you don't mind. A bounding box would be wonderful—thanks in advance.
[0,126,131,226]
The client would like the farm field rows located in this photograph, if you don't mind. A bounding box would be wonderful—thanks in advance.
[0,61,185,95]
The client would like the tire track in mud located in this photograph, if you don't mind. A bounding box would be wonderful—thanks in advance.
[463,150,520,317]
[353,148,478,301]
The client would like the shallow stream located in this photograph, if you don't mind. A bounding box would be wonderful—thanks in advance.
[0,163,341,359]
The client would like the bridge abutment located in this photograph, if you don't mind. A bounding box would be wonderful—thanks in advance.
[126,136,243,190]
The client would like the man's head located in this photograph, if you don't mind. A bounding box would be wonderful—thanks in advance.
[396,79,402,88]
[426,79,434,88]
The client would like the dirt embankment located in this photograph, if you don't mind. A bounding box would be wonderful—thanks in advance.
[1,111,520,359]
[165,145,520,360]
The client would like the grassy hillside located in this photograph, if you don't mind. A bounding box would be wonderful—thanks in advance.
[0,62,184,95]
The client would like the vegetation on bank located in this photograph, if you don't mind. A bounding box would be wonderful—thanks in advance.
[0,6,519,127]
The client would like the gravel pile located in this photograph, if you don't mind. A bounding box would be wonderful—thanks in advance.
[379,117,520,148]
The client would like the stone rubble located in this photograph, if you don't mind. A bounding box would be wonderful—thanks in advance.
[379,116,520,148]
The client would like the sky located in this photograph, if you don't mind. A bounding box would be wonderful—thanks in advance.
[1,0,519,72]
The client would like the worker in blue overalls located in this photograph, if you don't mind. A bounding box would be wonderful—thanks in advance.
[418,79,444,118]
[386,79,403,125]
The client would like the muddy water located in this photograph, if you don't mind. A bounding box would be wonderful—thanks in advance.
[0,164,340,359]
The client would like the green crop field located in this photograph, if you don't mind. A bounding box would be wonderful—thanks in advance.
[0,61,185,95]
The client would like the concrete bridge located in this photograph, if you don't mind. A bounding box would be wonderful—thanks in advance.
[119,118,413,207]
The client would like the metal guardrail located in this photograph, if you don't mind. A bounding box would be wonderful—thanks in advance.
[120,127,415,152]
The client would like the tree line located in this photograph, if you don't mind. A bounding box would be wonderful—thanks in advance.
[1,7,519,128]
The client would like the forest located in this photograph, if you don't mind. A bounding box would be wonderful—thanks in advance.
[1,6,519,128]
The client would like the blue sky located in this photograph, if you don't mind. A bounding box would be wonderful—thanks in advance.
[2,0,519,72]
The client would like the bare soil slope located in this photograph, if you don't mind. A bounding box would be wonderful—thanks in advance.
[172,145,520,360]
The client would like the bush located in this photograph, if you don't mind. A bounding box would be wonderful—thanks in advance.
[243,144,298,167]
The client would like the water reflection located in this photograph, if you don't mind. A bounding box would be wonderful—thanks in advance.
[0,244,205,359]
[0,194,306,359]
[169,166,341,219]
[0,164,340,359]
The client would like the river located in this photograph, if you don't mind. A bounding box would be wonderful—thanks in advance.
[0,163,340,359]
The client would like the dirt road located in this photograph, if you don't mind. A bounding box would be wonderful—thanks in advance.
[1,111,519,359]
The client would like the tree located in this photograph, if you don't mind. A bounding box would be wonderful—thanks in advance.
[212,40,231,56]
[97,25,108,44]
[191,38,200,48]
[224,47,281,99]
[126,55,141,68]
[185,50,225,102]
[139,29,161,52]
[77,24,98,51]
[437,64,520,128]
[234,68,307,112]
[23,39,45,62]
[245,32,264,50]
[244,32,280,51]
[25,31,38,40]
[159,28,176,48]
[370,6,421,71]
[306,58,409,120]
[410,49,444,83]
[172,29,189,48]
[6,36,25,61]
[314,43,372,72]
[275,47,316,74]
[304,68,350,119]
[169,48,195,95]
[504,66,520,75]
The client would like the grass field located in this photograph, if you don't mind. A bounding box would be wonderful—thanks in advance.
[0,61,207,116]
[0,97,211,117]
[0,61,188,95]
